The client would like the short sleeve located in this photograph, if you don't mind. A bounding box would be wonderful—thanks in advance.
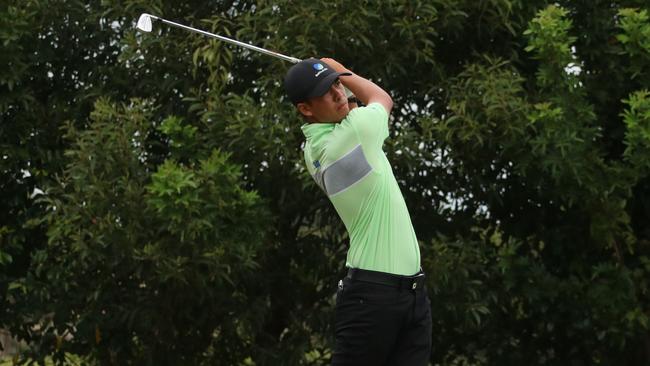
[346,103,389,149]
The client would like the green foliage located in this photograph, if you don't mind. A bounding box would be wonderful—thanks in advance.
[5,98,268,365]
[623,89,650,172]
[424,226,649,365]
[2,0,650,365]
[617,8,650,81]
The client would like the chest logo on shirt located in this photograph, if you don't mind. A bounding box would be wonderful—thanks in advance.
[313,160,321,168]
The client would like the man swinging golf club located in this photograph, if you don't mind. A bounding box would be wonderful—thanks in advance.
[284,58,432,365]
[136,13,430,364]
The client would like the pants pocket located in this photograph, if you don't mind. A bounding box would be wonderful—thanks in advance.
[341,280,400,305]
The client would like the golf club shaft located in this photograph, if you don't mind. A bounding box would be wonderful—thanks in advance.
[150,15,301,64]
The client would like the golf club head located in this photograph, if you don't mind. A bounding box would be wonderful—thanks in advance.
[136,13,153,32]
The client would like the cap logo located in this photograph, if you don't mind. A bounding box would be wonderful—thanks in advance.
[315,69,328,77]
[313,63,329,77]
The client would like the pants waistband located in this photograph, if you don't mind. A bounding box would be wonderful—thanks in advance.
[346,268,426,290]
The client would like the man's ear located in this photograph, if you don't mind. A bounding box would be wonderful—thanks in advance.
[296,102,313,118]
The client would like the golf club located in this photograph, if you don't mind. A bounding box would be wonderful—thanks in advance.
[136,13,301,64]
[136,13,356,100]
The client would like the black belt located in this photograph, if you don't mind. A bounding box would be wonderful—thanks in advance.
[346,268,426,290]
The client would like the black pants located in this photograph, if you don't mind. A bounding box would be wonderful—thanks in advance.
[332,269,432,366]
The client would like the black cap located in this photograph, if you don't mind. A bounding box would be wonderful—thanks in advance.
[283,58,352,104]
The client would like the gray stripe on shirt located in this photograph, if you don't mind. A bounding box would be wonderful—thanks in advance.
[322,145,373,196]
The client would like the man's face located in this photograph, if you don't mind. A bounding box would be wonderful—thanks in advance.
[298,79,350,123]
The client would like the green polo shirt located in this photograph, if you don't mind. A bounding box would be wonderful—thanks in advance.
[301,103,420,276]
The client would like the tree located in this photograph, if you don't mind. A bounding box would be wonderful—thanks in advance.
[1,0,649,365]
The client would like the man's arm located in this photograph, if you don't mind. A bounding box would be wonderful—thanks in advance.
[321,58,393,115]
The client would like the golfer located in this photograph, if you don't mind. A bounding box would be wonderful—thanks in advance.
[284,58,432,365]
